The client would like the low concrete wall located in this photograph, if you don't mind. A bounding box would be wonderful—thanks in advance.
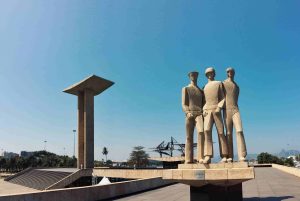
[93,169,163,179]
[0,177,173,201]
[272,164,300,178]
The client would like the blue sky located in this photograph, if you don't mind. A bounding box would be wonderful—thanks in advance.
[0,0,300,161]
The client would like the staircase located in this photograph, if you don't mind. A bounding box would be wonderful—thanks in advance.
[7,169,74,190]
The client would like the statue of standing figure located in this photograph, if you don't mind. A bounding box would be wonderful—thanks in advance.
[223,67,247,162]
[182,72,205,164]
[203,67,228,163]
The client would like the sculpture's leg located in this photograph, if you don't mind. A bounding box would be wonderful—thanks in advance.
[203,112,213,163]
[237,132,247,160]
[233,112,247,160]
[195,115,204,163]
[197,132,204,163]
[185,117,195,164]
[213,112,228,161]
[226,133,233,162]
[224,109,234,162]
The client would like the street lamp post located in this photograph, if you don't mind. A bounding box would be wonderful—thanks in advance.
[73,130,76,157]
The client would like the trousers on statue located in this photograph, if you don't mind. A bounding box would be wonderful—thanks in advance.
[204,110,228,158]
[185,115,204,163]
[224,109,247,159]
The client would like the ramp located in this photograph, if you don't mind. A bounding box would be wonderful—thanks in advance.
[6,168,77,190]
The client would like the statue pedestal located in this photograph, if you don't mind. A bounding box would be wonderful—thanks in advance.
[163,162,254,201]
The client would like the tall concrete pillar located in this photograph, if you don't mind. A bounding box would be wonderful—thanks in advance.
[64,75,114,169]
[84,89,94,168]
[78,92,84,168]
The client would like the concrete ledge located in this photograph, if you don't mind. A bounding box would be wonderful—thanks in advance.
[272,164,300,178]
[163,167,254,187]
[178,162,248,169]
[250,163,272,167]
[150,156,185,162]
[163,167,254,181]
[0,177,173,201]
[93,169,163,179]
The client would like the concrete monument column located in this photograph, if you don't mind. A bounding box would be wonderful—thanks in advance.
[64,75,114,169]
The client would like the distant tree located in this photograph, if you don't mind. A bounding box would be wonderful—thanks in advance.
[102,147,108,162]
[128,146,149,168]
[296,155,300,161]
[284,158,294,167]
[0,151,77,173]
[257,152,284,165]
[0,157,6,171]
[106,160,113,166]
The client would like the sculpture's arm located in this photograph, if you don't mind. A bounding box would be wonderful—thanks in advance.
[237,85,240,103]
[217,83,225,109]
[202,90,206,109]
[182,87,189,113]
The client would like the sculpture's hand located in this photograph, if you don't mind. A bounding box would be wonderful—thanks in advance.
[203,111,208,117]
[187,113,194,119]
[215,107,221,114]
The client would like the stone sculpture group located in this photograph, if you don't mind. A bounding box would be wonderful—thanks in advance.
[182,67,247,164]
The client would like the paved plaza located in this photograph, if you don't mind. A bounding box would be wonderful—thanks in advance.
[0,179,38,195]
[113,167,300,201]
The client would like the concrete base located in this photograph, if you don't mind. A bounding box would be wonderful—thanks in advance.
[163,162,254,200]
[190,183,242,201]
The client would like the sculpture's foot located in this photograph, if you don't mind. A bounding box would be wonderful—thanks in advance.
[203,156,211,164]
[198,159,204,164]
[239,157,247,162]
[227,158,233,163]
[220,157,227,163]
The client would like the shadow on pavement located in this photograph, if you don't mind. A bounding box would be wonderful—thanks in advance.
[244,196,294,201]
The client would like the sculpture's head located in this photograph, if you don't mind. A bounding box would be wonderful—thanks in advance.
[188,71,198,82]
[226,67,235,78]
[205,67,215,80]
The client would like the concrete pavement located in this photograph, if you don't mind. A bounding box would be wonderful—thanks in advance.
[0,179,38,195]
